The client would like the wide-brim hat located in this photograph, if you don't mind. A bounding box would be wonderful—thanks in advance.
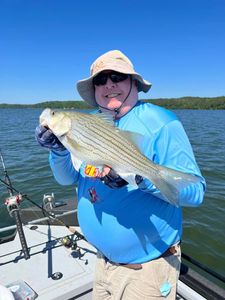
[76,50,152,107]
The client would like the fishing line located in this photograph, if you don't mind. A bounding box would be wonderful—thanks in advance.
[0,177,77,234]
[1,173,87,262]
[0,149,81,238]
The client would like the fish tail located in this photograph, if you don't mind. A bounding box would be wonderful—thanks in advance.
[145,165,202,206]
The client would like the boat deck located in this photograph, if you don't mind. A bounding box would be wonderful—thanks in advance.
[0,225,96,300]
[0,223,217,300]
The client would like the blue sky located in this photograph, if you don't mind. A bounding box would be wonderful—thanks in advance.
[1,0,225,104]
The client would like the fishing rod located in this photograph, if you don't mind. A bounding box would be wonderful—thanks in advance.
[0,150,13,196]
[0,163,80,236]
[0,149,30,259]
[0,175,85,254]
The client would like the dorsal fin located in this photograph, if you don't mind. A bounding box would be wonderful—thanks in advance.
[96,111,144,150]
[95,112,115,127]
[119,130,144,150]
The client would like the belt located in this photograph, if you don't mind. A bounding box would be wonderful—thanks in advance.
[102,245,179,271]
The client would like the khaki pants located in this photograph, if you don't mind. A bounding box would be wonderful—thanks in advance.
[93,244,181,300]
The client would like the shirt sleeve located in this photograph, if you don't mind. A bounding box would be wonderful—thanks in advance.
[49,149,79,185]
[139,120,206,207]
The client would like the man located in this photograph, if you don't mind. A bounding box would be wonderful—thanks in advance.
[35,50,206,299]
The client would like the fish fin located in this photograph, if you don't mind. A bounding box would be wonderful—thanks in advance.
[118,172,138,187]
[148,165,202,207]
[150,176,180,207]
[71,155,83,172]
[96,112,115,127]
[96,112,144,149]
[119,131,144,150]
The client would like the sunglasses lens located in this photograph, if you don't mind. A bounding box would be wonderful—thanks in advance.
[110,73,128,83]
[93,74,108,86]
[93,72,129,86]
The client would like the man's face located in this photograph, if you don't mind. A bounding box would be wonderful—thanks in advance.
[94,71,138,114]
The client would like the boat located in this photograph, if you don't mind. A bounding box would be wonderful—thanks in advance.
[1,193,225,300]
[0,153,225,300]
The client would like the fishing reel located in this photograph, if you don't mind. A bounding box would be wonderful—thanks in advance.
[60,235,88,264]
[43,193,55,211]
[60,236,76,249]
[5,194,23,217]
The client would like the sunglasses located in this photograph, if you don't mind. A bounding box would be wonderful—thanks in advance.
[93,71,129,86]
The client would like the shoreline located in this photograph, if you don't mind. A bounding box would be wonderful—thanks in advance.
[0,96,225,110]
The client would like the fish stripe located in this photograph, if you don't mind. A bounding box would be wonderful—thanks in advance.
[70,120,155,177]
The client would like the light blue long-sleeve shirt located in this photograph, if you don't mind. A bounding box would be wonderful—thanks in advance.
[49,101,205,263]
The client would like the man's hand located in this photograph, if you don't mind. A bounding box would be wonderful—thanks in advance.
[35,125,66,151]
[99,166,128,189]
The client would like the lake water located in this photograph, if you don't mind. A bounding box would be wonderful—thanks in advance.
[0,108,225,277]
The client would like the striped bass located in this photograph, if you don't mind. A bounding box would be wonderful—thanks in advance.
[39,108,201,206]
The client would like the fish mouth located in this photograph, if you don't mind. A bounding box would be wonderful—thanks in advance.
[39,119,55,135]
[40,119,49,129]
[40,122,54,134]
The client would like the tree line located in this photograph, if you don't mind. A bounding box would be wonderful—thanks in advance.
[146,96,225,109]
[0,96,225,109]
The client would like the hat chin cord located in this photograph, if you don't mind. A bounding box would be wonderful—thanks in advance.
[98,76,133,119]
